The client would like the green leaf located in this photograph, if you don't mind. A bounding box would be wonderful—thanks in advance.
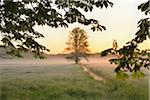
[101,26,106,30]
[132,71,145,79]
[116,71,129,80]
[104,1,108,8]
[101,48,113,56]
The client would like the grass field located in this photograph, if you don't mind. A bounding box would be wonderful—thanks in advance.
[0,56,149,100]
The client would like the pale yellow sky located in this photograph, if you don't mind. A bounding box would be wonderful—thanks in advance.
[34,0,150,54]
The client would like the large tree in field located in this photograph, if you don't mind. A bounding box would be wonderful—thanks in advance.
[101,0,150,79]
[65,27,90,64]
[0,0,113,58]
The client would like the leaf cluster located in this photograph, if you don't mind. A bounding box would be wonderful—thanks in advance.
[0,0,113,58]
[101,0,150,79]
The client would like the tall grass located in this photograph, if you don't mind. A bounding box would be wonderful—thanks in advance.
[0,64,149,100]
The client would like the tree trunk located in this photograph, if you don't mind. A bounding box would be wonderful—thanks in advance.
[75,53,79,64]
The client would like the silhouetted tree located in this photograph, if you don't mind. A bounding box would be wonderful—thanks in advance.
[0,0,113,58]
[65,27,90,64]
[101,0,150,79]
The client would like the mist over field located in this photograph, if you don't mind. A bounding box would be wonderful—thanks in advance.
[0,55,114,66]
[0,46,115,68]
[0,49,149,100]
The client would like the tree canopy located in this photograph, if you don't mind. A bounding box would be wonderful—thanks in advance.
[101,0,150,79]
[0,0,113,58]
[65,27,90,64]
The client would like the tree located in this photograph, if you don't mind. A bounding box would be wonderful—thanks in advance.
[0,0,113,58]
[65,27,90,64]
[101,0,150,79]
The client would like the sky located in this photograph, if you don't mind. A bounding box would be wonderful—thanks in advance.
[34,0,150,54]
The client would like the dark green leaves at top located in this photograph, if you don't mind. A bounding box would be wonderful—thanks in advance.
[135,18,150,43]
[91,24,106,31]
[0,0,113,58]
[95,0,113,8]
[138,0,150,15]
[3,1,20,14]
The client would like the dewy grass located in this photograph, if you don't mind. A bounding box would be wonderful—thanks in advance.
[0,62,149,100]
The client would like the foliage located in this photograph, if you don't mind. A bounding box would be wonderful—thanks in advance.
[101,0,150,79]
[0,0,113,58]
[65,27,90,64]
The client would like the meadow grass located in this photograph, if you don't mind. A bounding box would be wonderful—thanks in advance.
[0,63,149,100]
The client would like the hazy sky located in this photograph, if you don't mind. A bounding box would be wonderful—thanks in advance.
[34,0,150,54]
